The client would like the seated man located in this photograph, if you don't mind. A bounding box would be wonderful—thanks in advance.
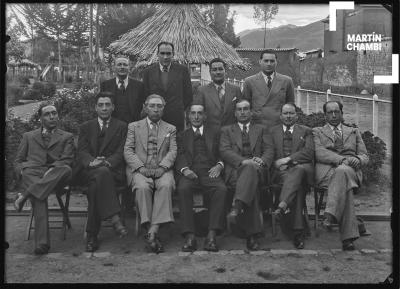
[176,103,227,252]
[264,103,314,249]
[220,98,269,251]
[313,101,369,251]
[14,103,74,255]
[124,94,177,253]
[76,92,128,252]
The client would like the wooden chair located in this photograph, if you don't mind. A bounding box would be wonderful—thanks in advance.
[26,186,72,241]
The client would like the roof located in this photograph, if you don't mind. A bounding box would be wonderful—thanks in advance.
[304,48,322,54]
[108,4,249,70]
[236,47,298,52]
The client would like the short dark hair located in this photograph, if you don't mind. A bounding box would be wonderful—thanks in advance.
[38,101,56,117]
[234,98,251,109]
[96,91,115,104]
[209,58,226,69]
[189,101,206,112]
[280,102,297,113]
[145,94,166,105]
[260,49,277,60]
[323,100,343,113]
[157,41,174,53]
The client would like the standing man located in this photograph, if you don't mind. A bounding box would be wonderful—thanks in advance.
[313,101,369,250]
[14,103,74,255]
[76,92,128,252]
[176,103,227,252]
[142,41,193,131]
[243,50,294,130]
[100,55,145,124]
[195,58,242,130]
[124,94,177,253]
[264,103,314,249]
[220,98,269,251]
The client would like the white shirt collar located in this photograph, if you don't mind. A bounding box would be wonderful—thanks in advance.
[328,123,342,132]
[116,76,129,88]
[159,62,172,72]
[237,122,250,131]
[192,125,204,135]
[42,127,55,134]
[147,117,161,128]
[98,117,111,128]
[262,71,275,83]
[282,124,294,133]
[214,82,225,90]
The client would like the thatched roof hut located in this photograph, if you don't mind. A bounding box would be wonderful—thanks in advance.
[108,4,249,70]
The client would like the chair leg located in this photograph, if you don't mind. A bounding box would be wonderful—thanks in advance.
[83,215,88,240]
[64,188,72,229]
[25,202,34,241]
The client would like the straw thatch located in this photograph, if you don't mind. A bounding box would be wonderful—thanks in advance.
[108,4,249,70]
[8,58,41,69]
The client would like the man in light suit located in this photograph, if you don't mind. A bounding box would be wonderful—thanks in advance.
[14,103,74,255]
[124,94,177,253]
[243,50,295,130]
[220,98,269,251]
[176,103,227,252]
[100,56,145,124]
[264,103,314,249]
[142,42,193,131]
[195,58,242,130]
[76,92,128,252]
[313,101,369,250]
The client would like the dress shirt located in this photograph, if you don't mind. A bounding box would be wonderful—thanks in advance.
[159,62,171,72]
[214,82,225,97]
[282,124,294,134]
[192,125,204,135]
[42,127,56,135]
[115,76,129,89]
[238,122,251,133]
[98,117,110,130]
[262,71,275,86]
[146,117,161,130]
[328,123,343,136]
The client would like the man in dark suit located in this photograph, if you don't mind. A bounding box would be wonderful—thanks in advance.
[313,101,369,251]
[243,50,295,130]
[76,92,128,252]
[142,41,193,131]
[220,98,269,251]
[264,103,314,249]
[195,58,242,130]
[14,103,74,255]
[100,56,145,124]
[176,103,227,252]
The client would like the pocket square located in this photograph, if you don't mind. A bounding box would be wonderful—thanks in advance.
[165,133,171,138]
[232,97,237,102]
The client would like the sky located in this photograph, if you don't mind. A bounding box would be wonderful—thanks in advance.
[231,4,329,34]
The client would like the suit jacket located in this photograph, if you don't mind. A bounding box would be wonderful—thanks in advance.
[100,77,145,123]
[14,128,74,176]
[142,62,193,131]
[124,118,177,185]
[219,123,269,184]
[313,124,369,184]
[195,82,242,129]
[243,72,295,129]
[175,126,222,173]
[76,117,127,179]
[264,123,314,185]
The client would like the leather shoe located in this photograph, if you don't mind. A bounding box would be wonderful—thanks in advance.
[113,220,128,238]
[204,238,218,252]
[34,244,49,255]
[294,233,305,249]
[342,239,356,251]
[246,235,260,251]
[182,236,197,252]
[14,193,27,212]
[145,233,164,254]
[154,235,164,253]
[86,235,99,252]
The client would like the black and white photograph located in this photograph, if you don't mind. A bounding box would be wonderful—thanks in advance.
[3,2,398,284]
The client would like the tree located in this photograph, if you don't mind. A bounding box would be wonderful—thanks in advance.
[253,4,279,48]
[200,4,241,48]
[5,12,25,63]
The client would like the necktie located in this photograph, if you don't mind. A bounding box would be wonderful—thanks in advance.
[243,124,248,135]
[284,126,292,136]
[151,122,158,132]
[267,76,272,89]
[195,128,201,137]
[118,79,125,91]
[100,120,107,136]
[42,130,52,147]
[334,126,341,140]
[162,65,168,72]
[217,85,223,101]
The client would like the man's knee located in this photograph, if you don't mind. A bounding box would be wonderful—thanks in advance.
[335,164,354,176]
[93,166,112,178]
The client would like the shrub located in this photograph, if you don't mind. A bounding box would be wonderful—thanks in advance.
[23,89,42,100]
[6,85,24,106]
[17,75,30,86]
[32,81,56,98]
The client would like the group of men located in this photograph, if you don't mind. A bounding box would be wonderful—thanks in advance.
[13,42,369,255]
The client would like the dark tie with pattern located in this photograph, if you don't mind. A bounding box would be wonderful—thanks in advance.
[243,124,248,135]
[100,120,107,137]
[194,127,201,138]
[285,125,292,136]
[217,85,223,100]
[267,75,272,89]
[118,79,125,91]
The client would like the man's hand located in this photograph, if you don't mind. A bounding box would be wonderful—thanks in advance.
[43,167,54,178]
[89,158,104,168]
[252,157,264,167]
[139,167,153,178]
[183,168,198,180]
[154,167,166,178]
[346,156,361,170]
[274,157,291,169]
[208,164,223,178]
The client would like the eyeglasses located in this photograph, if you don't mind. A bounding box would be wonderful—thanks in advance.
[147,103,165,109]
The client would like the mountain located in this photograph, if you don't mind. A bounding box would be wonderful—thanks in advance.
[238,20,325,52]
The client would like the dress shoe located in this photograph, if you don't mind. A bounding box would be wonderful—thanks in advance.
[342,238,356,251]
[145,233,164,254]
[293,233,305,249]
[86,235,99,252]
[34,244,49,255]
[113,220,128,238]
[154,235,165,253]
[246,235,260,251]
[182,236,197,252]
[204,238,218,252]
[14,193,27,212]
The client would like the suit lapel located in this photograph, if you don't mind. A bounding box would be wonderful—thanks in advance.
[265,73,283,105]
[321,124,335,142]
[47,129,63,149]
[208,83,222,112]
[291,124,302,153]
[32,128,46,148]
[204,127,214,157]
[185,129,194,160]
[99,118,116,154]
[232,124,242,150]
[223,83,233,114]
[342,125,353,143]
[157,121,168,152]
[249,123,259,151]
[275,126,284,157]
[137,119,148,152]
[125,78,135,111]
[256,72,269,100]
[166,63,178,91]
